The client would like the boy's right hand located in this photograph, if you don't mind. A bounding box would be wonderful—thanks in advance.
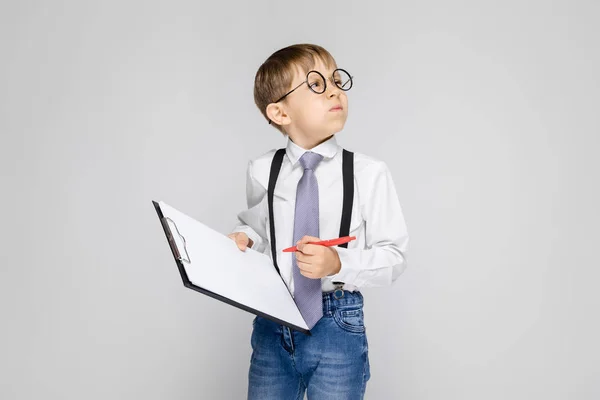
[227,232,254,251]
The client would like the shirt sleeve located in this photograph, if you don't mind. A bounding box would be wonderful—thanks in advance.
[230,159,268,254]
[328,161,409,288]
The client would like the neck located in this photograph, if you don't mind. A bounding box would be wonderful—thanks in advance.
[289,133,334,150]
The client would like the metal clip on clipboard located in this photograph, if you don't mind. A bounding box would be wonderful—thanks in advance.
[160,216,191,264]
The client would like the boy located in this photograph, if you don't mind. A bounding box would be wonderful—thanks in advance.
[227,44,409,400]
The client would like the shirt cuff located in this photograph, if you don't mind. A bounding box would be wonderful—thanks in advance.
[328,246,403,288]
[328,247,361,284]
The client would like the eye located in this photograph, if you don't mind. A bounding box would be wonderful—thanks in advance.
[309,81,322,89]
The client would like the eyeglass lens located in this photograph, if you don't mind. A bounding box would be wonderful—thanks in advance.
[307,69,352,94]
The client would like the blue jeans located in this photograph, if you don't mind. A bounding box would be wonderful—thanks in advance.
[247,290,370,400]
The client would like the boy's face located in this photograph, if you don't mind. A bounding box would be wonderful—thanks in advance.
[280,58,349,144]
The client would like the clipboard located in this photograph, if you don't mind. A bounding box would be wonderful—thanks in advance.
[153,200,311,335]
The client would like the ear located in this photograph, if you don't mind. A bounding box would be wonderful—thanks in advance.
[266,103,291,126]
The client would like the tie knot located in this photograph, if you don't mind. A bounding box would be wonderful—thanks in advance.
[299,151,324,171]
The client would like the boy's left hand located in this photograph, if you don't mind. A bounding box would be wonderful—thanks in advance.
[295,235,342,279]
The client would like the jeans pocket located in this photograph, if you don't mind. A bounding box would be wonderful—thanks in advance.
[333,307,366,334]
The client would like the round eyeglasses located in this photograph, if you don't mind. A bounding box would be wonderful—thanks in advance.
[268,68,353,124]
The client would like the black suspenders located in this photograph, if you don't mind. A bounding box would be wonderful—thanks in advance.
[267,148,354,281]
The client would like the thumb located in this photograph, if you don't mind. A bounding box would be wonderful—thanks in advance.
[236,232,249,246]
[228,232,249,250]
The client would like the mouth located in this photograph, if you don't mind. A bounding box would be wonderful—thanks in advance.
[330,105,343,111]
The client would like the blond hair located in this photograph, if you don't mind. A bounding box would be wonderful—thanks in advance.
[254,44,337,135]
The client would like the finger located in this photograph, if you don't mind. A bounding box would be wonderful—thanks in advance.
[297,261,313,274]
[297,236,320,252]
[297,235,320,244]
[300,268,316,278]
[297,243,320,256]
[297,261,317,277]
[234,234,248,251]
[227,233,243,250]
[235,233,248,243]
[228,232,243,241]
[237,242,247,251]
[299,244,320,255]
[296,259,311,270]
[295,251,314,263]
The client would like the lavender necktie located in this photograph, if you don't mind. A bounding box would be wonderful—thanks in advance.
[292,151,325,330]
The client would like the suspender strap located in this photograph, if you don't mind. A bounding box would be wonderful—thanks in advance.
[338,148,354,247]
[267,148,286,275]
[332,149,354,286]
[267,147,354,277]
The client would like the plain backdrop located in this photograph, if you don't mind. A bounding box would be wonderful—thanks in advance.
[1,1,599,399]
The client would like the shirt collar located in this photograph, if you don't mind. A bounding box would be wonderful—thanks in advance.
[285,135,340,167]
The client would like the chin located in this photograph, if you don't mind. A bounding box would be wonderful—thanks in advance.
[330,121,346,135]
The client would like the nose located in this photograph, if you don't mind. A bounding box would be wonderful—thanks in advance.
[326,78,342,98]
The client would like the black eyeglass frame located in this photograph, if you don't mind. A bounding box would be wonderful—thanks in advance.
[267,68,353,125]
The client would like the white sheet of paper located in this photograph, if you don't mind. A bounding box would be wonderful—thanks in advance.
[158,201,308,331]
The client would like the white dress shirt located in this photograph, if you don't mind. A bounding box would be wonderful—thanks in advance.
[231,134,409,293]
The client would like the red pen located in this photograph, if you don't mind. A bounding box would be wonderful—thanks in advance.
[282,236,356,252]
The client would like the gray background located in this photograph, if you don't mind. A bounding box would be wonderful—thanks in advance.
[1,1,599,399]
